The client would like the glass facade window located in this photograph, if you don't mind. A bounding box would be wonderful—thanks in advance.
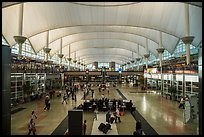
[11,39,36,58]
[36,49,45,60]
[172,40,198,57]
[2,35,9,46]
[139,57,145,65]
[98,62,109,68]
[50,54,59,64]
[21,40,36,57]
[162,49,172,60]
[115,63,120,71]
[148,52,157,64]
[87,64,93,71]
[11,44,19,55]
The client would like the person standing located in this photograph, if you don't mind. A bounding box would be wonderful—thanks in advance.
[115,108,121,123]
[83,120,87,135]
[28,119,36,135]
[106,111,111,123]
[91,90,94,98]
[136,120,142,135]
[74,93,77,103]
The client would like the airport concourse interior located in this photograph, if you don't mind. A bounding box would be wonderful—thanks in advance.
[2,2,202,135]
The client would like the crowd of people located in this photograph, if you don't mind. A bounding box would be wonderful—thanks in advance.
[25,81,136,135]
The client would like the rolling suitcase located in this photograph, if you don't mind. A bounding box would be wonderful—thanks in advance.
[98,123,105,131]
[106,123,111,130]
[102,124,109,134]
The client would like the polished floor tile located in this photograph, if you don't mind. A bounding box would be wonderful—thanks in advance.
[11,83,199,135]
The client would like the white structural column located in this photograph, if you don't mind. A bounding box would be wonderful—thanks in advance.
[144,38,150,69]
[73,51,77,70]
[58,38,64,66]
[18,3,23,56]
[127,59,130,70]
[43,31,51,62]
[83,60,85,71]
[80,59,82,71]
[181,3,194,65]
[136,44,140,71]
[13,3,27,57]
[67,45,72,71]
[131,51,135,70]
[123,61,126,71]
[156,31,165,94]
[78,57,81,71]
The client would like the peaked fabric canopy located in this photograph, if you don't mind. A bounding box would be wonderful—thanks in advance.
[2,2,202,65]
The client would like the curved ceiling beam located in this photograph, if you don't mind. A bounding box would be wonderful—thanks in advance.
[79,54,130,61]
[71,2,202,8]
[2,2,23,8]
[48,31,159,48]
[2,2,201,9]
[28,24,179,40]
[70,2,139,7]
[51,38,157,57]
[65,48,143,61]
[61,43,145,58]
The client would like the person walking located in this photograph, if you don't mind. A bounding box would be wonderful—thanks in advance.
[178,96,185,109]
[27,119,36,135]
[83,120,87,135]
[47,98,51,110]
[44,95,49,111]
[94,108,98,120]
[31,111,37,124]
[62,94,67,104]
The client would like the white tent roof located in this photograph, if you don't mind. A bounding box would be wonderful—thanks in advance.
[2,2,202,65]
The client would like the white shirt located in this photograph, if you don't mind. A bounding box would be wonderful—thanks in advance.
[116,109,120,117]
[31,114,37,123]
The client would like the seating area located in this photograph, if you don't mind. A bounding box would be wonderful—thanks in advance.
[80,99,134,112]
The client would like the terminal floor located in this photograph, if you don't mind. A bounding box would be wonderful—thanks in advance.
[11,84,198,135]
